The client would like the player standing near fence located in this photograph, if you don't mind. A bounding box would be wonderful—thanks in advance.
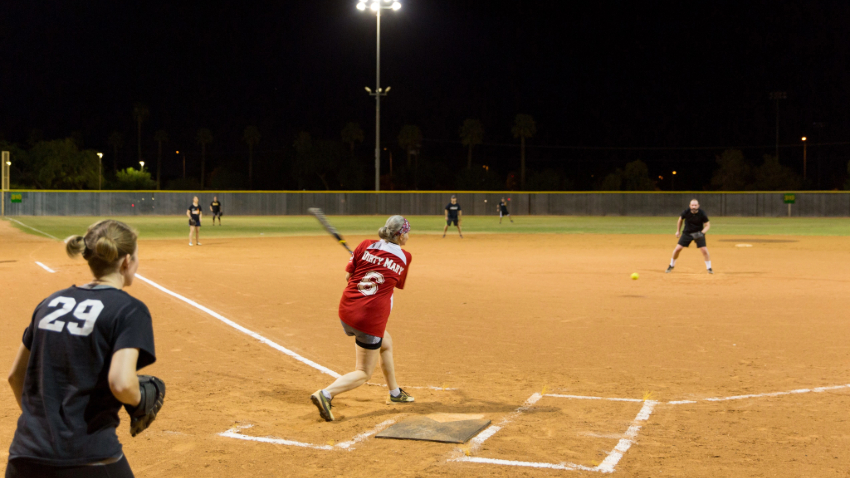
[498,197,513,224]
[187,196,202,246]
[5,220,164,478]
[667,199,713,274]
[311,216,414,422]
[442,195,463,238]
[209,196,222,226]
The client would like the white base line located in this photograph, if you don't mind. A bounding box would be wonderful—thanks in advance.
[596,400,657,473]
[8,218,59,240]
[545,394,643,402]
[668,384,850,404]
[135,274,342,379]
[454,456,596,472]
[35,261,55,273]
[466,393,542,454]
[219,420,395,451]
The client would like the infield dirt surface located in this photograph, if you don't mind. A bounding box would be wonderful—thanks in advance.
[1,219,849,477]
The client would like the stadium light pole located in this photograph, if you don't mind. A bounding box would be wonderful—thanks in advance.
[139,161,145,172]
[357,0,401,192]
[801,137,807,180]
[97,152,103,190]
[1,151,9,217]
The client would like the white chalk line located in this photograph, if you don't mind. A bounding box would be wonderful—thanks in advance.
[134,274,342,379]
[35,261,55,273]
[219,419,396,451]
[668,384,850,405]
[453,394,658,474]
[7,218,60,240]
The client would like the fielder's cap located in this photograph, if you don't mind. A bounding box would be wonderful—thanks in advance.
[451,194,456,199]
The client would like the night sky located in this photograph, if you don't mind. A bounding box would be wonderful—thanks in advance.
[2,1,849,189]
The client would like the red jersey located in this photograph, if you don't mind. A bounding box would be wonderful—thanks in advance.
[338,239,412,338]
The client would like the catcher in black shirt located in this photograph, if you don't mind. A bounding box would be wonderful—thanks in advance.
[667,199,713,274]
[442,195,463,238]
[210,196,222,226]
[6,220,165,478]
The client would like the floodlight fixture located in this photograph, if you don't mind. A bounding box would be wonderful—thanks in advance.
[801,136,806,141]
[139,161,145,168]
[370,2,379,11]
[356,2,366,10]
[392,2,401,10]
[385,86,391,93]
[97,152,103,159]
[365,86,372,93]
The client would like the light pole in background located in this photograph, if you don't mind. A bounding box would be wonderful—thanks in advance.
[671,170,677,191]
[356,0,401,192]
[1,151,9,216]
[97,152,103,190]
[801,137,807,180]
[769,91,787,160]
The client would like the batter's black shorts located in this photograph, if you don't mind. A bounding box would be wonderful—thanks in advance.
[340,321,383,350]
[678,233,706,248]
[6,455,134,478]
[446,218,459,226]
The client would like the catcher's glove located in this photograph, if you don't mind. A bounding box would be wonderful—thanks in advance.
[188,219,196,226]
[690,231,705,239]
[125,375,166,437]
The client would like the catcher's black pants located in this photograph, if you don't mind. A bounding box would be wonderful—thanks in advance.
[6,456,134,478]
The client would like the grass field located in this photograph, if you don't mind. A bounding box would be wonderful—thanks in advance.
[5,215,850,240]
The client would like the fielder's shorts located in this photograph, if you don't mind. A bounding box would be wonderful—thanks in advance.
[340,320,383,350]
[499,210,509,217]
[678,233,706,248]
[446,218,459,226]
[189,218,201,227]
[212,210,222,218]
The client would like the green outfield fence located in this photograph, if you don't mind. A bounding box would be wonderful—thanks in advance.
[2,191,849,217]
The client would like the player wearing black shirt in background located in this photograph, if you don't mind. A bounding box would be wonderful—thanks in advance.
[187,196,202,246]
[6,220,164,478]
[667,199,713,274]
[498,197,513,224]
[210,196,222,226]
[443,195,463,238]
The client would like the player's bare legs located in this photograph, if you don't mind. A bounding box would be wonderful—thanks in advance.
[188,227,193,245]
[456,224,463,238]
[442,224,449,238]
[324,345,380,397]
[667,244,684,272]
[378,331,399,391]
[699,246,713,273]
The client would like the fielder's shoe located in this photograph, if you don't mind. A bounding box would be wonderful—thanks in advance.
[197,242,202,246]
[665,265,674,273]
[189,243,193,246]
[311,391,334,421]
[389,388,415,403]
[707,268,714,274]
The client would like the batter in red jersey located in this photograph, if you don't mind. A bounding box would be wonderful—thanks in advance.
[311,215,414,421]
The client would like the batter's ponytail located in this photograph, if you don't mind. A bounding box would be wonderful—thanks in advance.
[64,220,138,278]
[378,215,409,243]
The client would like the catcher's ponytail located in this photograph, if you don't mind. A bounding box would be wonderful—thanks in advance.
[64,220,138,278]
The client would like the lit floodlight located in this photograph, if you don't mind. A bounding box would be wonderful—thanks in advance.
[97,152,103,159]
[385,86,391,93]
[356,2,366,11]
[365,86,372,93]
[801,136,807,141]
[5,161,10,166]
[370,2,379,11]
[139,161,145,168]
[392,2,401,10]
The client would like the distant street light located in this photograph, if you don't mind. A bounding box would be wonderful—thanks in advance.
[801,137,807,180]
[97,152,103,190]
[139,161,145,170]
[672,170,677,190]
[356,0,402,191]
[769,91,787,159]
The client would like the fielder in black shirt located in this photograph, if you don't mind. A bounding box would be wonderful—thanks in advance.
[210,196,222,226]
[187,196,202,246]
[667,199,713,274]
[6,220,165,478]
[443,195,463,238]
[498,197,513,224]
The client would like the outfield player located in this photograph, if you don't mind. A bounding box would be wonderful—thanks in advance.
[6,220,164,478]
[209,196,222,226]
[311,216,414,421]
[187,196,202,246]
[667,199,713,274]
[498,197,513,224]
[442,195,463,238]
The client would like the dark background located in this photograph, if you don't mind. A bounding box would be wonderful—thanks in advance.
[1,0,848,190]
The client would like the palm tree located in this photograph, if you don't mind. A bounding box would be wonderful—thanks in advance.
[459,119,485,170]
[153,130,168,190]
[341,122,364,155]
[397,125,422,168]
[242,125,261,189]
[196,128,213,188]
[107,132,124,173]
[132,103,149,165]
[511,114,537,190]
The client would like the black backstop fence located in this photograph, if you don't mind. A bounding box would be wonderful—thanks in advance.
[2,191,849,217]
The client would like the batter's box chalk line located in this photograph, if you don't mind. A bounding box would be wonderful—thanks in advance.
[452,393,658,474]
[133,273,454,391]
[219,419,396,451]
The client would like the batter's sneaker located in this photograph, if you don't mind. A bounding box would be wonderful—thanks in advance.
[707,268,714,274]
[311,391,334,421]
[665,265,674,273]
[389,388,415,403]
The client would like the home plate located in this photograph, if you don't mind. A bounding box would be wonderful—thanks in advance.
[376,413,491,444]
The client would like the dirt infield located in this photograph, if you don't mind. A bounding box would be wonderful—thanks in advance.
[1,220,849,477]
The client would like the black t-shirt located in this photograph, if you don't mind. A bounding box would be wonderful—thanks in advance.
[680,208,709,234]
[188,204,201,220]
[9,286,156,466]
[499,201,509,213]
[210,201,221,212]
[445,202,461,219]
